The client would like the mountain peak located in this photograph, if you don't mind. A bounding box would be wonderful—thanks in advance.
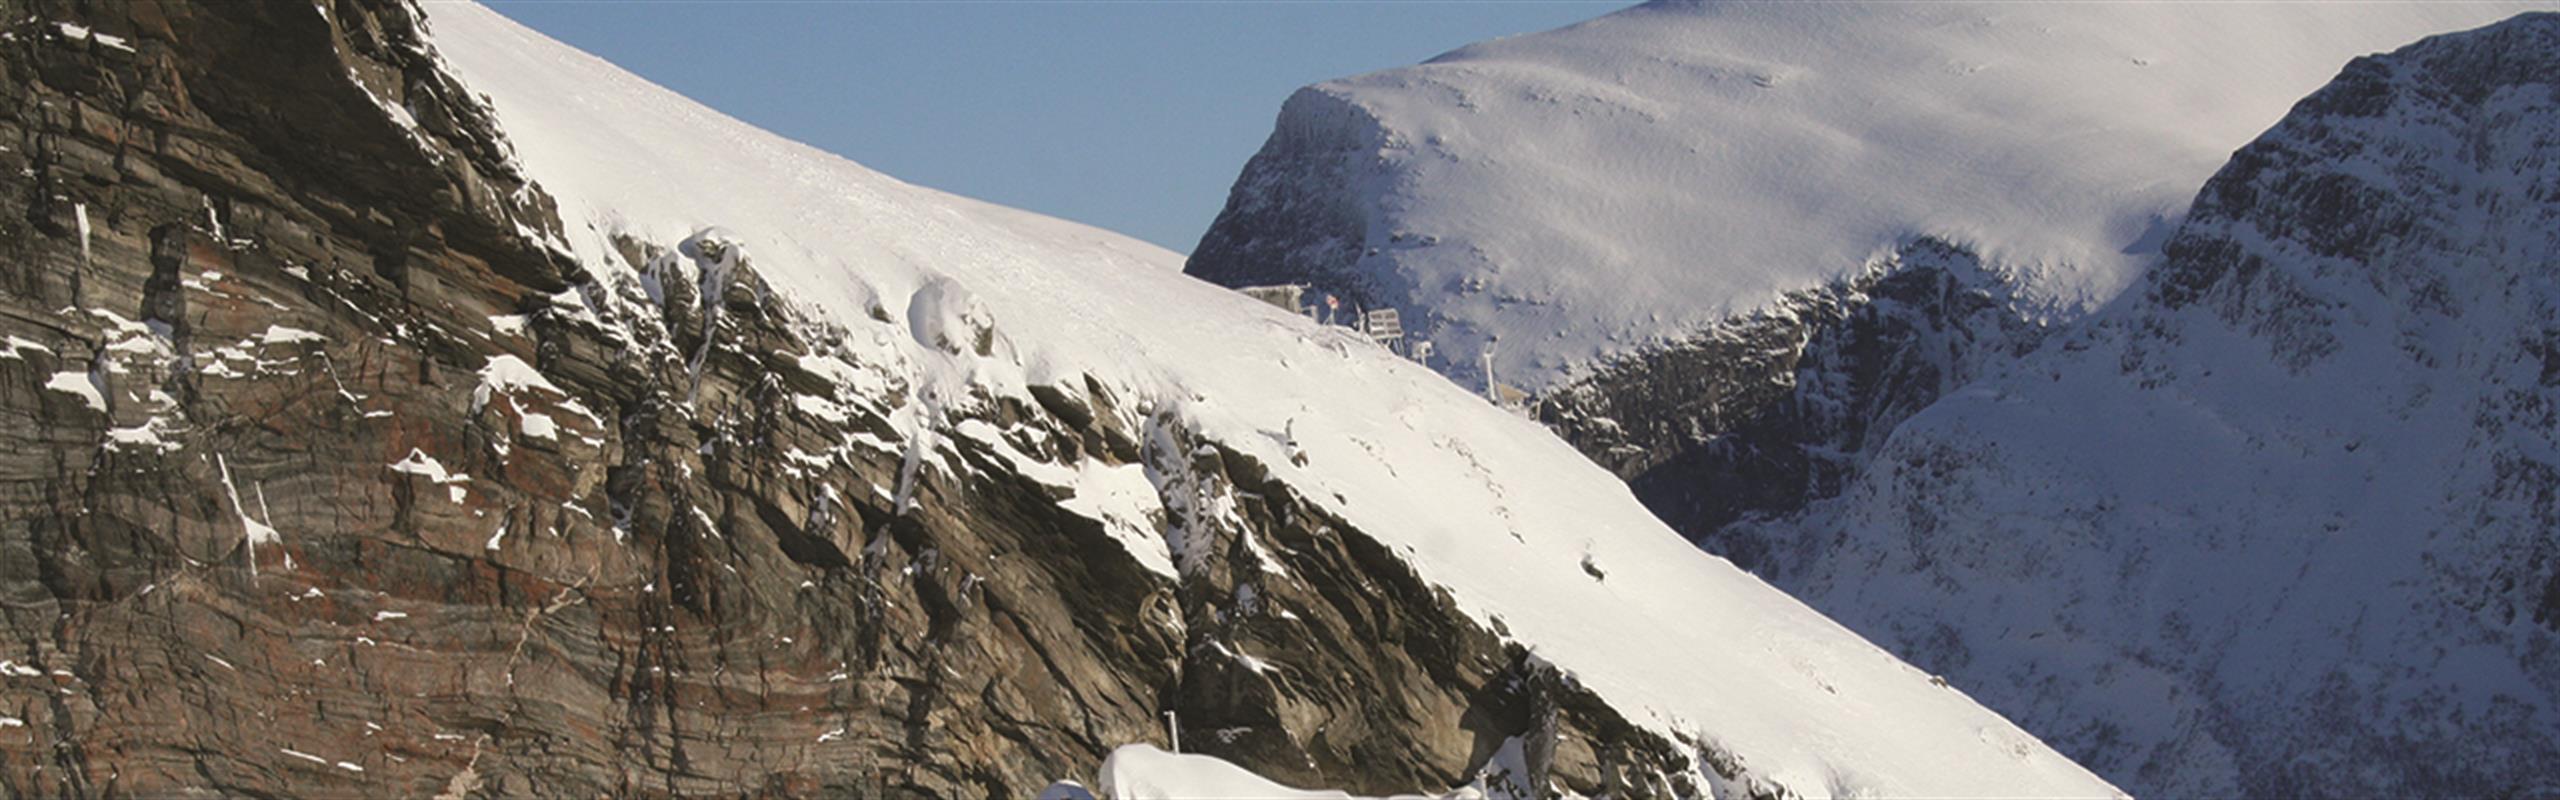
[1189,0,2534,394]
[1741,11,2560,796]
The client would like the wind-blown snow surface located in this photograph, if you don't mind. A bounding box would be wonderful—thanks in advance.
[425,3,2115,796]
[1192,0,2541,391]
[1735,14,2560,797]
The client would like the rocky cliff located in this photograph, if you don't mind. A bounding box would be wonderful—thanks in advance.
[1185,1,2536,565]
[1192,3,2560,796]
[0,2,2122,798]
[1532,240,2043,564]
[1733,13,2560,796]
[0,1,1681,795]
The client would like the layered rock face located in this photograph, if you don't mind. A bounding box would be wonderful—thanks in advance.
[1533,241,2042,566]
[412,4,2132,797]
[1737,14,2560,796]
[0,2,1692,796]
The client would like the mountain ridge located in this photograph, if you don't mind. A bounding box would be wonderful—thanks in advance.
[1189,0,2533,394]
[1192,4,2560,796]
[426,3,2120,795]
[0,0,2117,796]
[1734,12,2560,795]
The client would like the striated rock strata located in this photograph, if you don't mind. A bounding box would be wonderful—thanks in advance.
[0,1,1691,796]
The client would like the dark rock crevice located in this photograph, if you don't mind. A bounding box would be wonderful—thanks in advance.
[1537,240,2044,570]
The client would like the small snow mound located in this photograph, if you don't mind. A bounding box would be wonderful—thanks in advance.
[105,418,181,453]
[1098,745,1352,799]
[518,410,558,440]
[473,354,564,412]
[44,371,104,412]
[906,276,1000,357]
[678,225,747,264]
[1091,745,1490,799]
[259,325,327,345]
[53,22,133,52]
[488,314,530,337]
[387,449,458,481]
[388,449,471,502]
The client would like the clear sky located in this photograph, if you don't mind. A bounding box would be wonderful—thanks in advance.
[478,1,1622,255]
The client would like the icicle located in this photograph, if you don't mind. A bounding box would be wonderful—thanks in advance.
[202,196,224,241]
[73,203,90,265]
[216,454,282,574]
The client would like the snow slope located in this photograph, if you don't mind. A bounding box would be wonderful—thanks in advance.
[1075,744,1537,800]
[1089,745,1389,800]
[1189,0,2543,391]
[1733,13,2560,796]
[423,3,2116,796]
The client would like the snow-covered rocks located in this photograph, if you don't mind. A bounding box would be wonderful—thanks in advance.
[1185,5,2560,796]
[905,276,1002,358]
[422,2,2123,795]
[42,369,105,412]
[1190,0,2538,394]
[387,448,471,504]
[1731,13,2560,796]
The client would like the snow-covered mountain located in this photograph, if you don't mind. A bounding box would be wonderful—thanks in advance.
[1193,2,2560,797]
[1731,14,2560,796]
[1190,0,2532,395]
[1187,0,2544,543]
[0,0,2120,796]
[419,5,2119,796]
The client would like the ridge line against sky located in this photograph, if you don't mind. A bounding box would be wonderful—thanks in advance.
[473,0,1623,254]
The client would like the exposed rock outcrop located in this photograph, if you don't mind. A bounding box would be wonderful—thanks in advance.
[1186,87,1394,313]
[1201,91,2052,562]
[1534,240,2042,564]
[0,2,1693,796]
[1182,0,2529,574]
[1190,4,2560,796]
[1735,13,2560,796]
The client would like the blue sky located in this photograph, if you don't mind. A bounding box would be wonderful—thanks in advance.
[480,1,1620,255]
